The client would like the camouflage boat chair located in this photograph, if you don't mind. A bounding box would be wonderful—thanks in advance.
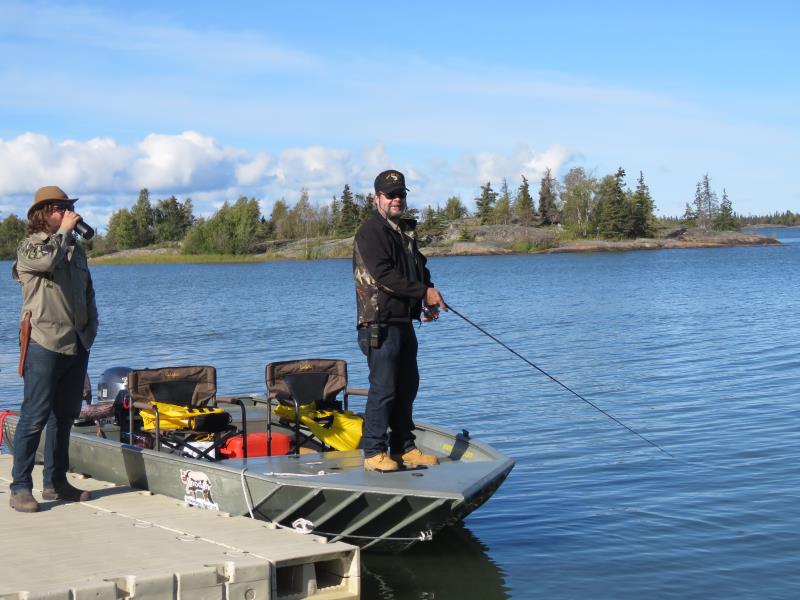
[127,365,247,460]
[265,359,364,455]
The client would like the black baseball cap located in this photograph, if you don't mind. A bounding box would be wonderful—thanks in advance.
[374,170,410,196]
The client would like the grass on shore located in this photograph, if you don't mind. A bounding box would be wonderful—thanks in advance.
[90,252,281,265]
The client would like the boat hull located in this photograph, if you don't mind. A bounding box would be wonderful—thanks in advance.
[1,412,513,552]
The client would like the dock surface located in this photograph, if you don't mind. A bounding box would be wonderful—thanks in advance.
[0,455,359,600]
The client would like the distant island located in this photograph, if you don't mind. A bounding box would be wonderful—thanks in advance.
[1,169,795,263]
[88,223,780,265]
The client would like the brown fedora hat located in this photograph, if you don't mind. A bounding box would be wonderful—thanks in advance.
[27,186,78,219]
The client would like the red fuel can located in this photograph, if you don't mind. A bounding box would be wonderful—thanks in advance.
[220,432,291,458]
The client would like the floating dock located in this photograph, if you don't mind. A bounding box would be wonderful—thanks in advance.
[0,456,360,599]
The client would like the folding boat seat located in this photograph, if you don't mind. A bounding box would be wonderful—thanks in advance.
[265,359,364,454]
[127,365,246,460]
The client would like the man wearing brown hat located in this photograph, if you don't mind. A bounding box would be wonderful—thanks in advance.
[9,186,98,512]
[353,169,447,472]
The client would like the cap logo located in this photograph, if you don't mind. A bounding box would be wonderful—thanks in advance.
[298,361,313,372]
[385,173,399,182]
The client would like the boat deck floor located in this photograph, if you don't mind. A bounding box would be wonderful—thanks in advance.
[223,449,507,498]
[0,455,360,599]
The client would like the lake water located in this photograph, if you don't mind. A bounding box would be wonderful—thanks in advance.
[1,227,799,599]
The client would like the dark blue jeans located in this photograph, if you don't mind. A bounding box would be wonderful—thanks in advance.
[11,340,88,492]
[357,322,419,458]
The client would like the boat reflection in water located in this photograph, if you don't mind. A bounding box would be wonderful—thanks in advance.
[362,523,509,599]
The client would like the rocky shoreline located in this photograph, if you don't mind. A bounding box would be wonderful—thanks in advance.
[90,226,780,264]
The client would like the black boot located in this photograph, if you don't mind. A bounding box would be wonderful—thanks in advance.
[42,481,91,502]
[9,490,41,513]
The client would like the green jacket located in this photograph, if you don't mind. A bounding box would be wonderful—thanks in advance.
[12,229,99,355]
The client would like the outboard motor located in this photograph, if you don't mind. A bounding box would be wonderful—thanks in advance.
[97,367,138,434]
[97,366,132,404]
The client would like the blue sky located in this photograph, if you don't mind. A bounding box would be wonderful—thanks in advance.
[0,0,797,228]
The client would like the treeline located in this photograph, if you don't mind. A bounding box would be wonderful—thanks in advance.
[0,169,771,260]
[103,185,378,255]
[736,211,800,227]
[0,214,26,260]
[463,167,658,239]
[96,166,666,254]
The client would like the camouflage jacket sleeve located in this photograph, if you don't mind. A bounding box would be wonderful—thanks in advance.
[14,229,71,276]
[355,222,428,300]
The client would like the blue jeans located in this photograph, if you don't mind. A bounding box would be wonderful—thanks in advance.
[357,322,419,458]
[11,341,88,492]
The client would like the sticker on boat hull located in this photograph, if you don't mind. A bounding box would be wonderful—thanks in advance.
[179,469,219,511]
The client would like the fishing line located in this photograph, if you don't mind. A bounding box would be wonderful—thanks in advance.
[446,304,673,458]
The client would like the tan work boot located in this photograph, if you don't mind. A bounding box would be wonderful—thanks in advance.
[42,482,91,502]
[392,447,439,467]
[364,452,400,472]
[9,490,41,513]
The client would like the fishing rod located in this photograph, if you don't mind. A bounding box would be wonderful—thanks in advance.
[445,304,673,458]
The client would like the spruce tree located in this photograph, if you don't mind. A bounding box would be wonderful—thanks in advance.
[682,202,696,223]
[693,174,718,229]
[474,182,497,224]
[130,188,155,247]
[330,194,341,233]
[713,189,738,231]
[356,192,375,223]
[538,168,560,225]
[629,171,656,238]
[153,195,194,242]
[337,184,360,235]
[597,168,628,239]
[513,175,535,227]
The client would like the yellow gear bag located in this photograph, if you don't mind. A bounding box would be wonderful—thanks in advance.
[140,401,231,433]
[273,403,363,451]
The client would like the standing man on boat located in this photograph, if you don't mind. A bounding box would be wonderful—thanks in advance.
[353,169,447,472]
[9,186,98,512]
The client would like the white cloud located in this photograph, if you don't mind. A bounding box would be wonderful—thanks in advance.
[0,133,130,196]
[0,131,572,224]
[131,131,244,191]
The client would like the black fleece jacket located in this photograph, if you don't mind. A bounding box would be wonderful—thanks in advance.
[353,211,433,325]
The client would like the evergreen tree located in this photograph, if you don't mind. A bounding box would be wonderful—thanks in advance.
[444,196,468,221]
[713,189,738,231]
[682,202,697,223]
[597,168,628,238]
[693,174,718,229]
[538,168,560,225]
[629,171,656,238]
[513,176,535,227]
[330,194,341,234]
[336,184,360,236]
[419,204,446,235]
[130,188,155,247]
[474,182,497,224]
[153,195,194,242]
[355,192,375,223]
